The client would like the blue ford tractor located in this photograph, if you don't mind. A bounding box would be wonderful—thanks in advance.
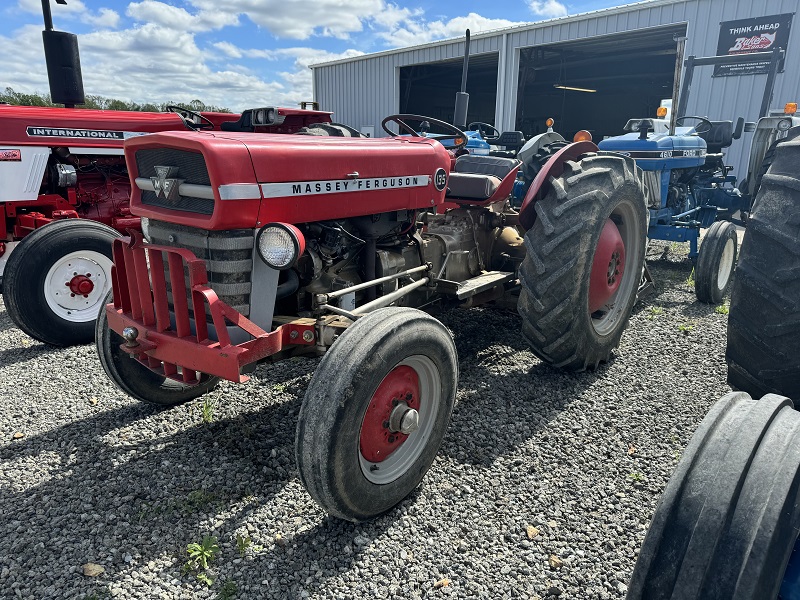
[598,48,791,304]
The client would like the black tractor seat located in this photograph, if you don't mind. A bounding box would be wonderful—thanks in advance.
[698,120,734,154]
[446,155,521,201]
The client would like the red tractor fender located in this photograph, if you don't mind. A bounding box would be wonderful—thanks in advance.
[518,140,599,230]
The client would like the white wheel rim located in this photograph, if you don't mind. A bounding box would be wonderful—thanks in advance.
[359,355,441,485]
[717,238,735,291]
[44,250,113,323]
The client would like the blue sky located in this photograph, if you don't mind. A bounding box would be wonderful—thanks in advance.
[1,0,624,111]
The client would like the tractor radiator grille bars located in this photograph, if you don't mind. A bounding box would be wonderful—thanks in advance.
[106,232,315,383]
[147,220,254,318]
[135,148,215,215]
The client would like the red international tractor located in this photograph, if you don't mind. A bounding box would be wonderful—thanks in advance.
[0,0,333,347]
[96,108,649,521]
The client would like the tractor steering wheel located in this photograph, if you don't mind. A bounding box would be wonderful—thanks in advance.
[675,116,713,136]
[166,105,215,131]
[467,121,500,142]
[381,114,467,150]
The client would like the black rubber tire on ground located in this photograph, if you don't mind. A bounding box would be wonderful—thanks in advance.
[3,219,120,346]
[95,292,219,405]
[517,153,647,371]
[694,220,738,304]
[726,135,800,399]
[295,307,458,522]
[626,391,800,600]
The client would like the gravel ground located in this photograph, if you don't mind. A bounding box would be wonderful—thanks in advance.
[0,247,732,600]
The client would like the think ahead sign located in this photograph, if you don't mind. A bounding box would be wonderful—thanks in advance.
[714,13,793,76]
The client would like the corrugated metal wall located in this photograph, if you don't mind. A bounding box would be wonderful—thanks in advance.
[313,0,800,177]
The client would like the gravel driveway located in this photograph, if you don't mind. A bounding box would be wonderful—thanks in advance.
[0,248,731,599]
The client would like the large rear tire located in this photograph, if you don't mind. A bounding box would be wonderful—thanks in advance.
[517,153,647,370]
[95,292,219,406]
[4,219,119,346]
[295,307,457,522]
[694,220,737,304]
[726,136,800,399]
[626,392,800,600]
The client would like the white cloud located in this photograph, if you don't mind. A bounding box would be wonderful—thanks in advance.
[17,0,121,29]
[85,8,120,29]
[213,41,244,59]
[0,21,363,112]
[189,0,383,40]
[527,0,568,18]
[209,42,365,100]
[126,1,238,32]
[377,12,527,48]
[2,1,533,112]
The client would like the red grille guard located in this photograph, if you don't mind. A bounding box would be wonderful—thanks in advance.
[106,232,316,383]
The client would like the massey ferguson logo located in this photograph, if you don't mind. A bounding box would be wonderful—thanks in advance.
[151,166,183,201]
[730,32,776,52]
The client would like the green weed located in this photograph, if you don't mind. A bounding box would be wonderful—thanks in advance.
[686,268,695,288]
[628,472,644,483]
[182,535,220,586]
[678,322,695,335]
[201,397,216,424]
[715,304,729,315]
[235,534,263,555]
[648,306,664,320]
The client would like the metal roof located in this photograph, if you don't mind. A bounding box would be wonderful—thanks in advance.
[310,0,691,68]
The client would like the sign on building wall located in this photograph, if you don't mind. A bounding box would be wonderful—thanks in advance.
[714,13,793,76]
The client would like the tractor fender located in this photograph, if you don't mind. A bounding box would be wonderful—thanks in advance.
[518,140,598,230]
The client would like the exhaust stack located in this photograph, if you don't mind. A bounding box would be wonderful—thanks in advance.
[41,0,85,108]
[453,29,470,129]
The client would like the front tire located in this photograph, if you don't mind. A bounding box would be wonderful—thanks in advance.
[517,153,647,370]
[726,136,800,399]
[4,220,119,346]
[694,220,737,304]
[626,392,800,600]
[295,307,457,522]
[95,292,219,406]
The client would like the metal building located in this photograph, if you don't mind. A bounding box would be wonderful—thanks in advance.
[311,0,799,177]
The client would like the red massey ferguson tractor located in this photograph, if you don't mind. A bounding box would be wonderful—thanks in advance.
[0,104,337,346]
[97,114,648,521]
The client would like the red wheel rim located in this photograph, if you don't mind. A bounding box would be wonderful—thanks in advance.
[359,365,420,463]
[67,274,95,296]
[589,219,625,313]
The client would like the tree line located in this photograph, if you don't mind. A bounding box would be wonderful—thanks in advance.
[0,87,231,113]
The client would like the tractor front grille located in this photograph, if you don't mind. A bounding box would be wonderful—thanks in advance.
[136,148,215,215]
[147,220,254,317]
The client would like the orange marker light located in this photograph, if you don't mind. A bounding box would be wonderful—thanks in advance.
[656,106,668,118]
[573,130,593,142]
[785,102,798,115]
[545,118,555,128]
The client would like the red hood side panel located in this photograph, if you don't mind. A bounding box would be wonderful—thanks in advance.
[239,134,452,224]
[0,105,238,148]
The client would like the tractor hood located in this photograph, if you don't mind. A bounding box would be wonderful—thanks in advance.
[0,104,236,149]
[599,131,707,171]
[124,131,453,230]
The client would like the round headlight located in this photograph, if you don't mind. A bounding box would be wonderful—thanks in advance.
[777,118,792,132]
[256,223,305,269]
